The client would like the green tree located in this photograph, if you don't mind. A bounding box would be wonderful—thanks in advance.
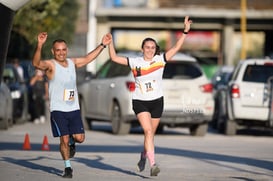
[8,0,79,59]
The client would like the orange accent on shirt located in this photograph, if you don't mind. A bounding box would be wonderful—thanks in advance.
[132,62,164,77]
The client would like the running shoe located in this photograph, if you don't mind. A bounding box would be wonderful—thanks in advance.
[150,164,160,176]
[69,135,76,158]
[62,167,73,178]
[137,152,146,172]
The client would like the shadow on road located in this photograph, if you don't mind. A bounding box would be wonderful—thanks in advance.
[75,156,149,179]
[1,156,62,176]
[0,141,272,178]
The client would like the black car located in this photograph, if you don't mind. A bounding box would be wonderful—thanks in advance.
[3,63,30,123]
[210,66,234,129]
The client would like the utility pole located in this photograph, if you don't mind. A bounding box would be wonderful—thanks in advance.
[240,0,247,60]
[87,0,97,73]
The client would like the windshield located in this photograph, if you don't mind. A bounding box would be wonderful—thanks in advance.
[163,62,202,79]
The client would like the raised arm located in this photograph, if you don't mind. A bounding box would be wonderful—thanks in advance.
[73,33,112,68]
[32,32,51,70]
[165,16,192,61]
[108,33,128,66]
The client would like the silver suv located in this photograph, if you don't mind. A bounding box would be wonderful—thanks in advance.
[216,58,273,135]
[78,53,215,136]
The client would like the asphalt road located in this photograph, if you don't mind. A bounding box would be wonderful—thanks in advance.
[0,120,273,181]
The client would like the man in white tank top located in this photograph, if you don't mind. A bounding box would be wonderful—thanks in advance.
[32,32,111,178]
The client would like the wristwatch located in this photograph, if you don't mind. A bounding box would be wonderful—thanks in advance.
[100,43,106,48]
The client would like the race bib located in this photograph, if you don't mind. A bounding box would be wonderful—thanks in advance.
[140,80,156,93]
[63,89,75,101]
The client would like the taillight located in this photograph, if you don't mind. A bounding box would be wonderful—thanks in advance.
[231,84,240,98]
[200,83,213,93]
[126,81,135,92]
[264,62,273,66]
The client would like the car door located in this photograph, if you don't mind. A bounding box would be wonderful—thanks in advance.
[97,62,131,119]
[85,61,112,118]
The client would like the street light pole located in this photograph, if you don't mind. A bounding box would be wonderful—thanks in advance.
[240,0,247,60]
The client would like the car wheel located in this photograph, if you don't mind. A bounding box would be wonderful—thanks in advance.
[217,113,226,133]
[189,123,208,136]
[8,117,13,127]
[224,119,237,135]
[15,94,29,124]
[216,91,228,133]
[217,102,227,133]
[210,97,219,129]
[22,102,29,122]
[80,98,91,130]
[0,114,9,130]
[111,101,130,135]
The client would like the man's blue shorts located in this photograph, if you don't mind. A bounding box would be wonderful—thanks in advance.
[50,110,85,137]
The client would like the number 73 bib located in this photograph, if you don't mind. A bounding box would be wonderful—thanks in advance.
[63,89,75,101]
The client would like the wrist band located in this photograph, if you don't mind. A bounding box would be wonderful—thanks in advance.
[100,43,106,48]
[183,31,188,34]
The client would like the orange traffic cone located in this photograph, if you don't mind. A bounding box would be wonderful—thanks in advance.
[41,135,50,151]
[23,133,31,150]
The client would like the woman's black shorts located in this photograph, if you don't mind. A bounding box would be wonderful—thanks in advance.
[132,96,164,118]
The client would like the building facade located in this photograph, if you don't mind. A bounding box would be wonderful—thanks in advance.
[73,0,273,72]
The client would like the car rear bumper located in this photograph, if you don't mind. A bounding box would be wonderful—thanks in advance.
[233,104,269,121]
[122,110,214,125]
[160,111,213,125]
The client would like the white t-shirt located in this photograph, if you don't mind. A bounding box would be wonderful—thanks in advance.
[128,54,166,101]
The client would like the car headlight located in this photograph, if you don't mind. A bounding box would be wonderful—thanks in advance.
[11,90,22,99]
